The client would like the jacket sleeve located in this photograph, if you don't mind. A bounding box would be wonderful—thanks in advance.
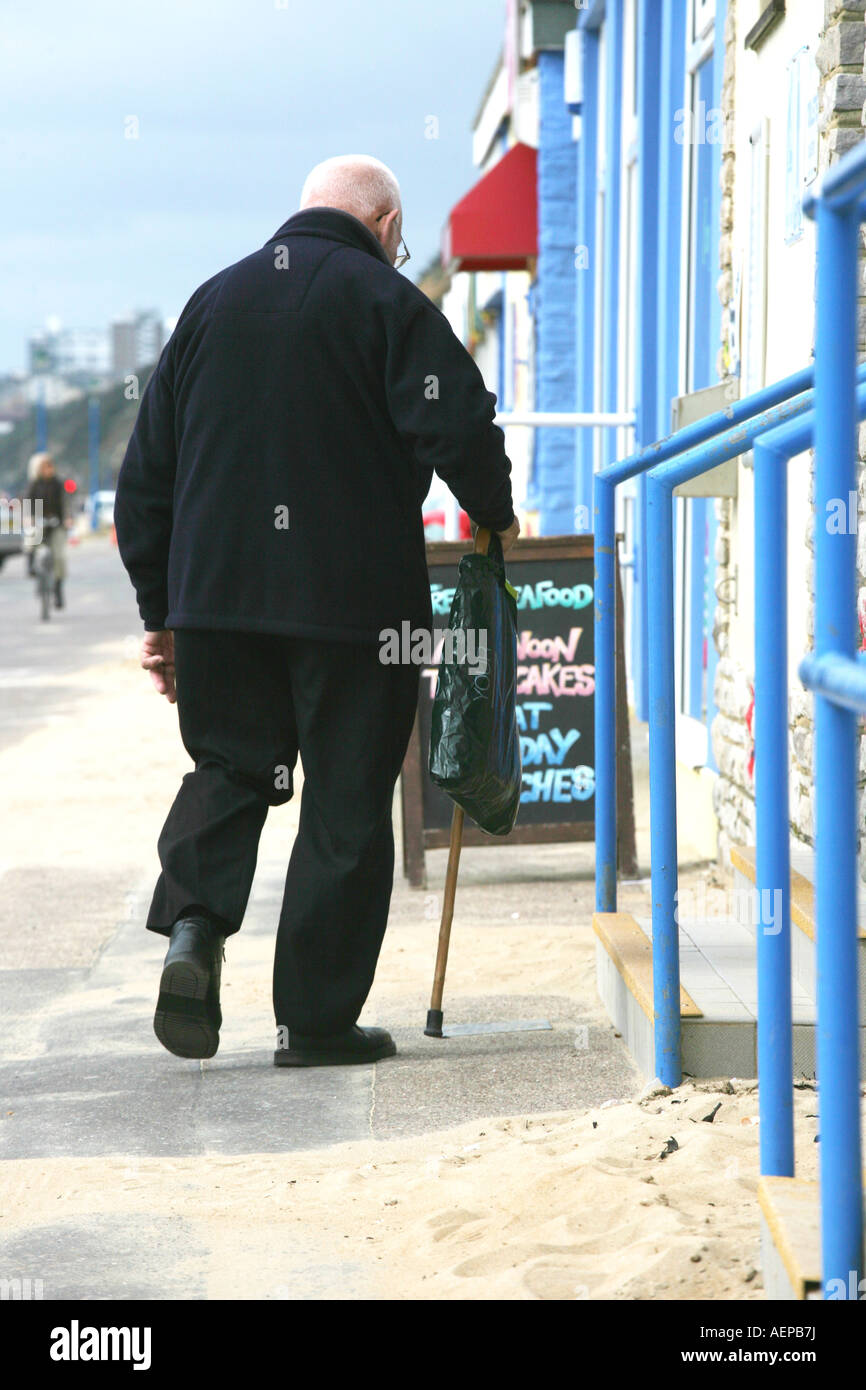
[114,347,177,630]
[384,298,515,532]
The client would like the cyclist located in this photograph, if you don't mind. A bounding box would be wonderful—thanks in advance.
[24,452,70,607]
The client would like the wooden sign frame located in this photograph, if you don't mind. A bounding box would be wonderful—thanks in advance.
[399,533,637,887]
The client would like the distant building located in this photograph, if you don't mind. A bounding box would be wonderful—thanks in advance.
[110,310,164,378]
[22,376,83,409]
[28,337,56,375]
[438,2,565,540]
[440,0,863,869]
[110,321,137,380]
[28,325,110,379]
[59,327,110,377]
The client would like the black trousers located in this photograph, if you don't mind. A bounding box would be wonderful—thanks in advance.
[146,628,419,1037]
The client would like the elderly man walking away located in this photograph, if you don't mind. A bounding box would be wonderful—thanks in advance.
[115,154,519,1068]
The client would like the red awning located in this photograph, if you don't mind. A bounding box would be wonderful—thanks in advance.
[441,142,538,273]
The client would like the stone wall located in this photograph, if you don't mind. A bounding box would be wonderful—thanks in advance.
[711,0,866,867]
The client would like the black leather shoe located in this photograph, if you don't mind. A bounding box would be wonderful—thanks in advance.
[273,1025,396,1068]
[154,916,225,1059]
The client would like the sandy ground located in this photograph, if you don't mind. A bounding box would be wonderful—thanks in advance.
[0,635,851,1301]
[1,1081,829,1300]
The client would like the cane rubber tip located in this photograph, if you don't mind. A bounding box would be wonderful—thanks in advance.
[424,1008,444,1038]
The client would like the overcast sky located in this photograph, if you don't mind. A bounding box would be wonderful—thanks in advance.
[0,0,506,372]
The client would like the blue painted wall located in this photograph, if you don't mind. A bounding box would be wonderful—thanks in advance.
[535,49,579,535]
[631,0,665,722]
[575,27,599,528]
[601,0,623,473]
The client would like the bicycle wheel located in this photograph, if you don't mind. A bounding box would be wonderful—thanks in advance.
[37,555,51,621]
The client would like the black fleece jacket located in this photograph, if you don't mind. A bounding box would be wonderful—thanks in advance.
[114,206,515,640]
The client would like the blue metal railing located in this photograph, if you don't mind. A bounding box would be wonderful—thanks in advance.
[594,132,866,1287]
[642,382,866,1089]
[594,364,821,917]
[752,400,860,1178]
[800,142,866,1295]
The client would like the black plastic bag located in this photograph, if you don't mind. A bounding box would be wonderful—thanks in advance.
[428,530,521,835]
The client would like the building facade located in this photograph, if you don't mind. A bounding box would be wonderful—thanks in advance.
[439,0,866,869]
[110,310,165,380]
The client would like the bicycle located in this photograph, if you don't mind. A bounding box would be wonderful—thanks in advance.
[34,516,61,621]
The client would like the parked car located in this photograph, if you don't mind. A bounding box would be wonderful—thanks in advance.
[0,497,24,570]
[83,490,116,529]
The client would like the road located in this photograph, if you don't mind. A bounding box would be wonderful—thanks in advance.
[0,533,141,751]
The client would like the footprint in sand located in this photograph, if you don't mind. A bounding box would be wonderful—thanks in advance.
[427,1209,487,1242]
[589,1157,636,1175]
[523,1262,596,1300]
[452,1243,573,1278]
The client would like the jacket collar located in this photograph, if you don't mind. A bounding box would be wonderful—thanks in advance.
[265,207,392,267]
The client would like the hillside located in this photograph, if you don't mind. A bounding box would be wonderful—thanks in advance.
[0,367,155,496]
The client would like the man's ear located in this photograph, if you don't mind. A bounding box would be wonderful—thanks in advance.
[376,207,400,255]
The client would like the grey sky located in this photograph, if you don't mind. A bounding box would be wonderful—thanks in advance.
[0,0,506,372]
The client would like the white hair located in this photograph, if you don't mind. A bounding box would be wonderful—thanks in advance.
[28,451,54,480]
[299,154,401,223]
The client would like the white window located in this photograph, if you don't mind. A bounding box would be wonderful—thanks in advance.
[673,0,722,758]
[785,45,819,246]
[693,0,716,42]
[619,0,639,463]
[743,120,769,396]
[617,0,640,695]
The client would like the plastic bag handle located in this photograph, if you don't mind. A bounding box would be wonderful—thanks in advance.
[472,527,506,563]
[475,526,506,577]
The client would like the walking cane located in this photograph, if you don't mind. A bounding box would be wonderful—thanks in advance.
[424,526,490,1038]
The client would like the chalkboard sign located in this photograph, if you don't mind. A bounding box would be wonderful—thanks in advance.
[400,534,636,886]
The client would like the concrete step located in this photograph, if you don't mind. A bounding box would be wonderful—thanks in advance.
[759,1177,822,1300]
[594,910,822,1079]
[759,1175,866,1300]
[730,844,866,1005]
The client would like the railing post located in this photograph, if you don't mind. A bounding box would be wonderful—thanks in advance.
[646,473,681,1086]
[591,363,861,1080]
[813,193,864,1296]
[752,439,794,1177]
[594,473,618,913]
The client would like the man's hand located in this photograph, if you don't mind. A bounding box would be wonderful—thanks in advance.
[470,515,521,554]
[496,516,520,553]
[141,629,176,703]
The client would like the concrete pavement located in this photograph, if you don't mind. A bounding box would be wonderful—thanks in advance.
[0,534,658,1298]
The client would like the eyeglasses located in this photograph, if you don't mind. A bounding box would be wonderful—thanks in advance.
[375,213,410,269]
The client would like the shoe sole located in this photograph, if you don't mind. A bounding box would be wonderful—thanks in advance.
[154,958,220,1060]
[273,1039,397,1068]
